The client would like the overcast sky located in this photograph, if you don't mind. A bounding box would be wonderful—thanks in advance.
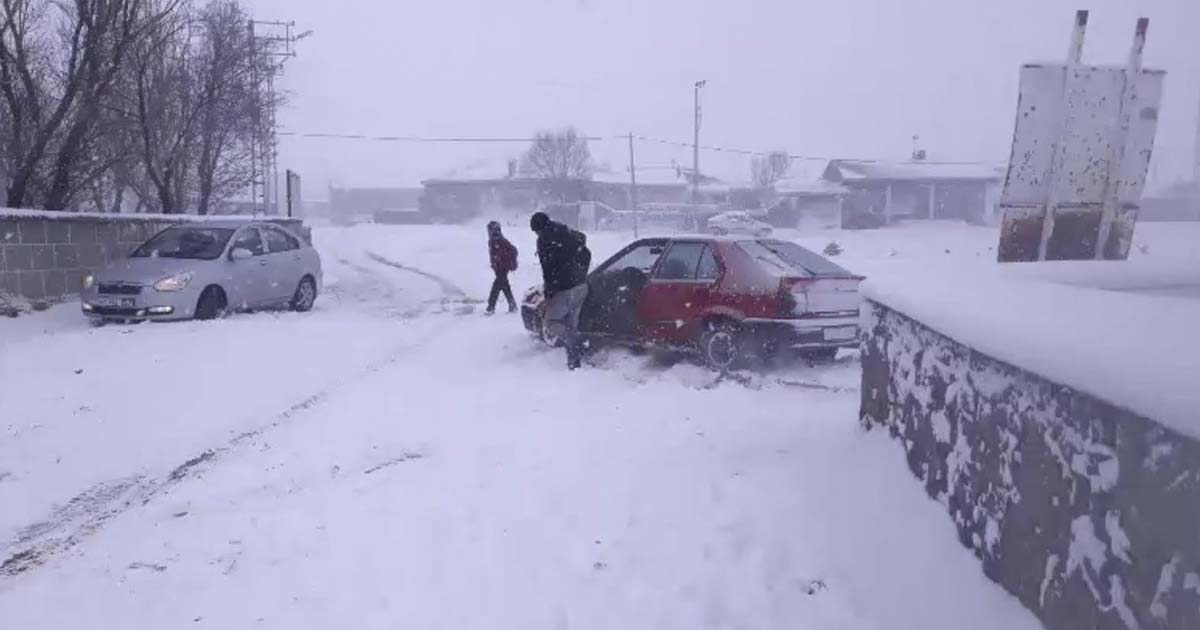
[245,0,1199,194]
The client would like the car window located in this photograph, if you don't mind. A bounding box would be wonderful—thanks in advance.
[737,240,852,278]
[758,240,852,277]
[696,246,720,281]
[598,242,665,275]
[131,227,234,260]
[654,242,707,281]
[263,226,298,254]
[231,227,266,256]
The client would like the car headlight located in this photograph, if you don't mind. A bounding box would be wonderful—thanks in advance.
[82,274,95,289]
[154,272,193,292]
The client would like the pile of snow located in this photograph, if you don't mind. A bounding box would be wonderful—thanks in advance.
[862,255,1200,440]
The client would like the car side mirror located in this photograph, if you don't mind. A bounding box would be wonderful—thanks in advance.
[229,248,253,261]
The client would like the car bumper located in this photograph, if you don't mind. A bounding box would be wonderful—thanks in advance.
[740,316,860,349]
[81,287,201,321]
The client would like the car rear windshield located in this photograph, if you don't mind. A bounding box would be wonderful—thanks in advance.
[132,227,235,260]
[737,240,852,278]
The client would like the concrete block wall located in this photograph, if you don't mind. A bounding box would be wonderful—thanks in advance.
[0,211,309,302]
[860,299,1200,630]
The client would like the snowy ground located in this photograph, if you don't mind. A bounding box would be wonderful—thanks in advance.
[6,219,1191,629]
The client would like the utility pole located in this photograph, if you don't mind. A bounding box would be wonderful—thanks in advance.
[248,19,309,214]
[248,20,259,213]
[1194,86,1200,186]
[692,80,706,204]
[628,133,639,238]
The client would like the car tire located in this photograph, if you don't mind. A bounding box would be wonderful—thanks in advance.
[194,286,227,321]
[540,317,564,348]
[699,321,743,371]
[800,347,839,364]
[290,276,318,312]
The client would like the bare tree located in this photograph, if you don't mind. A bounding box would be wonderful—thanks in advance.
[751,150,792,190]
[193,0,257,215]
[0,0,281,214]
[523,126,593,181]
[0,0,180,209]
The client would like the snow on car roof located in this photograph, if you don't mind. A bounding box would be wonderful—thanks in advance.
[862,259,1200,440]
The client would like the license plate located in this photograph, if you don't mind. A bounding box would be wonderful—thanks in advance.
[95,297,135,308]
[824,326,858,342]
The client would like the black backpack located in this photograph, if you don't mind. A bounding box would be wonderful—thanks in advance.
[572,229,591,273]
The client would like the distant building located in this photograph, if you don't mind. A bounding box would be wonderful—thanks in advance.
[330,187,423,221]
[823,159,1004,227]
[764,178,848,230]
[417,159,733,224]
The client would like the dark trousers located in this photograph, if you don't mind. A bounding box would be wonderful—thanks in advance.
[487,270,515,311]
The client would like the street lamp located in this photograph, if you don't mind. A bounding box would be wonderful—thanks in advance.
[693,80,707,204]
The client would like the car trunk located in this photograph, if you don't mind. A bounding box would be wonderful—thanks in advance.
[782,277,862,317]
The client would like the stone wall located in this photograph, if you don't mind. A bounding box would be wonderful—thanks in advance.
[0,211,309,302]
[860,299,1200,630]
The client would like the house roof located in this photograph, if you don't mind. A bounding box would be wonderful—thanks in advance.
[825,159,1004,183]
[774,176,848,197]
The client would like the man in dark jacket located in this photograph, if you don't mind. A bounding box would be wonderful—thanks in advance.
[486,221,518,314]
[530,211,591,370]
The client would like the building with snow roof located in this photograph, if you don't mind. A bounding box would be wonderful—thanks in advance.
[763,177,849,230]
[823,159,1004,227]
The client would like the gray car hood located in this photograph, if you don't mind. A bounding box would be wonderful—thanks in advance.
[96,255,212,286]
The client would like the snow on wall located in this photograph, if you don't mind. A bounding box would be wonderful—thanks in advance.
[861,261,1200,442]
[861,299,1200,630]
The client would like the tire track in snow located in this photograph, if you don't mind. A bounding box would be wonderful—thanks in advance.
[0,334,438,580]
[364,250,484,315]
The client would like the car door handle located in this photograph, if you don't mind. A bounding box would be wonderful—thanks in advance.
[258,260,269,266]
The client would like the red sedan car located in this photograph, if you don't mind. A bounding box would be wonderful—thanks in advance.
[521,236,863,369]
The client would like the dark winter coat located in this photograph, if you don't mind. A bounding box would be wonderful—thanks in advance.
[536,220,591,297]
[489,235,518,273]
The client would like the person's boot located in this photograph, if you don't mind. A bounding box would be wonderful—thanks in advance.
[507,301,518,314]
[566,343,582,370]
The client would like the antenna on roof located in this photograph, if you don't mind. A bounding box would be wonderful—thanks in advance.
[911,135,926,161]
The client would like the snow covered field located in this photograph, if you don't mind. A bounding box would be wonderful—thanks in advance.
[5,219,1192,629]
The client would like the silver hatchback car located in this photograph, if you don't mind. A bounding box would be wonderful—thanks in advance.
[81,221,322,322]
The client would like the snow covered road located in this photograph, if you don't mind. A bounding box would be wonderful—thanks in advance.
[0,222,1049,629]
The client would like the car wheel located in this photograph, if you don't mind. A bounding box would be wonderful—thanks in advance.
[290,276,318,312]
[540,317,564,348]
[800,347,839,364]
[700,321,742,371]
[194,286,227,321]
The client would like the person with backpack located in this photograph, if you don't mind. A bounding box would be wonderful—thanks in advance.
[530,211,592,370]
[485,221,519,315]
